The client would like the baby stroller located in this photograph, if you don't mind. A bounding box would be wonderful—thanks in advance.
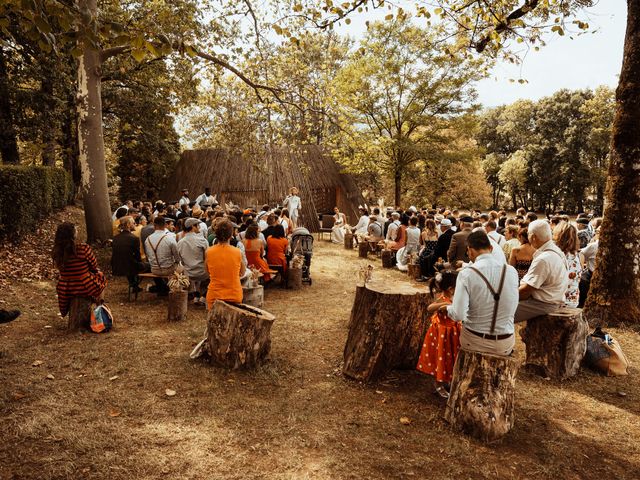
[289,227,314,285]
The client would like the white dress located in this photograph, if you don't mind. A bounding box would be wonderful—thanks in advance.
[284,195,301,226]
[331,214,346,244]
[353,215,369,236]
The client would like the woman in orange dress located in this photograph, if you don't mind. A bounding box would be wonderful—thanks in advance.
[416,269,460,398]
[53,222,107,317]
[205,220,245,308]
[242,224,271,282]
[266,225,289,273]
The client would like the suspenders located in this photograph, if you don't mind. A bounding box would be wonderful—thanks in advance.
[468,264,507,334]
[146,233,168,267]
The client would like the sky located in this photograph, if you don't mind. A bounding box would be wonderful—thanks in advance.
[332,1,627,108]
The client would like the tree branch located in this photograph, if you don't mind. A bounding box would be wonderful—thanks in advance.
[474,0,540,52]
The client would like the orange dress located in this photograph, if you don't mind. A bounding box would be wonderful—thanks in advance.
[205,243,243,308]
[243,238,271,282]
[416,294,461,383]
[266,237,289,273]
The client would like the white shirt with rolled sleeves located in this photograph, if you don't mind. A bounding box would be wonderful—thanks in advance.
[447,253,519,336]
[145,230,180,271]
[581,240,599,272]
[488,230,506,247]
[521,240,568,305]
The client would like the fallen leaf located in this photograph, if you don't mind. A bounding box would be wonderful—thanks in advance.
[618,391,627,397]
[44,325,53,328]
[46,374,55,380]
[400,417,411,425]
[109,375,119,381]
[165,389,177,397]
[32,360,44,367]
[108,410,121,417]
[13,392,27,400]
[375,390,383,394]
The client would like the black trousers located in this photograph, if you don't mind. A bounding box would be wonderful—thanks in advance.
[578,269,593,308]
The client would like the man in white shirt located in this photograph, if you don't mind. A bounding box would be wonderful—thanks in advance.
[144,216,180,296]
[486,220,505,247]
[179,189,190,207]
[515,220,568,323]
[445,231,519,356]
[195,187,217,208]
[578,239,599,308]
[385,213,400,242]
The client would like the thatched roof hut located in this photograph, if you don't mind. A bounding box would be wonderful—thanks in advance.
[161,146,365,232]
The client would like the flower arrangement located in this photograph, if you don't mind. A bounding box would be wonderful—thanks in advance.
[168,268,190,293]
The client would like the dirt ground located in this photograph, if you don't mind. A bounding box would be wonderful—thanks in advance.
[1,208,640,480]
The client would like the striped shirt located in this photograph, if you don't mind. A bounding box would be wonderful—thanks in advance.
[56,243,107,317]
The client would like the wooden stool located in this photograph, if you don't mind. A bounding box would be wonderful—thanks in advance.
[167,291,188,321]
[445,349,520,442]
[344,232,354,250]
[381,249,394,268]
[358,241,369,258]
[68,297,93,331]
[206,301,275,370]
[288,267,303,290]
[342,280,432,382]
[521,308,588,380]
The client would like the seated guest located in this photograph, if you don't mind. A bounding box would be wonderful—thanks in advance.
[403,216,421,262]
[485,220,505,247]
[445,231,519,356]
[416,268,460,398]
[257,212,269,232]
[514,220,568,323]
[280,209,293,236]
[178,218,210,305]
[447,216,474,264]
[509,227,535,280]
[144,216,180,296]
[385,212,401,243]
[420,218,454,279]
[554,222,582,308]
[112,216,149,292]
[420,219,438,248]
[53,222,107,317]
[576,218,591,248]
[579,234,599,308]
[501,225,520,261]
[366,215,383,243]
[261,214,279,242]
[205,220,246,308]
[112,206,129,236]
[267,225,289,275]
[352,207,370,237]
[243,224,272,282]
[331,207,348,244]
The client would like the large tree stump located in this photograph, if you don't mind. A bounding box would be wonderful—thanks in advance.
[287,268,303,290]
[358,241,369,258]
[167,291,188,322]
[68,297,93,331]
[381,249,394,268]
[344,232,354,249]
[343,280,432,382]
[242,285,264,307]
[206,301,275,370]
[521,308,589,380]
[445,349,519,443]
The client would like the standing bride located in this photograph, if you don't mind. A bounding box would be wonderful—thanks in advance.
[331,207,348,244]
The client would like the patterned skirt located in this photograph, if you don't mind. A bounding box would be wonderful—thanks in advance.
[416,311,462,383]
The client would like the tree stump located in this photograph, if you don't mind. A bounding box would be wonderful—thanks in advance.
[407,263,421,280]
[344,232,354,249]
[68,297,93,331]
[287,268,303,290]
[444,349,519,443]
[206,301,275,370]
[358,241,369,258]
[167,291,188,322]
[381,249,394,268]
[521,308,589,380]
[242,285,264,308]
[343,280,433,382]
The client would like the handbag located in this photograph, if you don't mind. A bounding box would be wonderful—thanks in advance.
[584,327,629,376]
[90,303,114,333]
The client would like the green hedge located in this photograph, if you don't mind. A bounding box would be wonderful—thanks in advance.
[0,165,73,240]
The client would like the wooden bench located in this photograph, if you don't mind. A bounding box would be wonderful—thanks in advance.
[318,215,334,241]
[521,308,589,380]
[130,273,171,301]
[445,349,520,442]
[267,265,288,288]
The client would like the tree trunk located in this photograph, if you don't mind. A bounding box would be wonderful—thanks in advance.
[62,88,81,190]
[394,168,402,207]
[77,0,112,242]
[41,73,56,166]
[205,301,275,370]
[342,280,432,382]
[444,349,519,443]
[68,297,93,331]
[0,46,19,165]
[521,308,589,380]
[585,0,640,326]
[167,291,188,322]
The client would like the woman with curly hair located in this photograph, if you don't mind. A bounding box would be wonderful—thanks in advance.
[52,222,107,317]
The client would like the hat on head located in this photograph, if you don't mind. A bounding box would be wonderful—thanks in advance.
[185,218,200,228]
[576,218,590,225]
[461,216,474,223]
[408,206,417,213]
[440,218,452,227]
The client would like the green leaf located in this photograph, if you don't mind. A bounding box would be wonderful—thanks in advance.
[145,41,159,57]
[131,49,146,62]
[71,47,83,58]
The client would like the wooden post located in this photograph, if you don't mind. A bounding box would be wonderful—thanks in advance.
[167,291,188,322]
[381,249,394,268]
[344,232,354,249]
[521,308,589,380]
[407,263,421,280]
[288,267,303,290]
[445,349,519,443]
[242,285,264,308]
[358,241,369,258]
[68,297,93,331]
[206,301,275,370]
[343,280,432,382]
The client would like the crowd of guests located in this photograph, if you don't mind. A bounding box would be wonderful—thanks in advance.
[335,204,601,398]
[52,186,306,314]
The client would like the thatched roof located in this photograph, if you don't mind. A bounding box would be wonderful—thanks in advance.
[161,146,365,231]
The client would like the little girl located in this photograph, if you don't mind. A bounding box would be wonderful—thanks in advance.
[416,268,461,398]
